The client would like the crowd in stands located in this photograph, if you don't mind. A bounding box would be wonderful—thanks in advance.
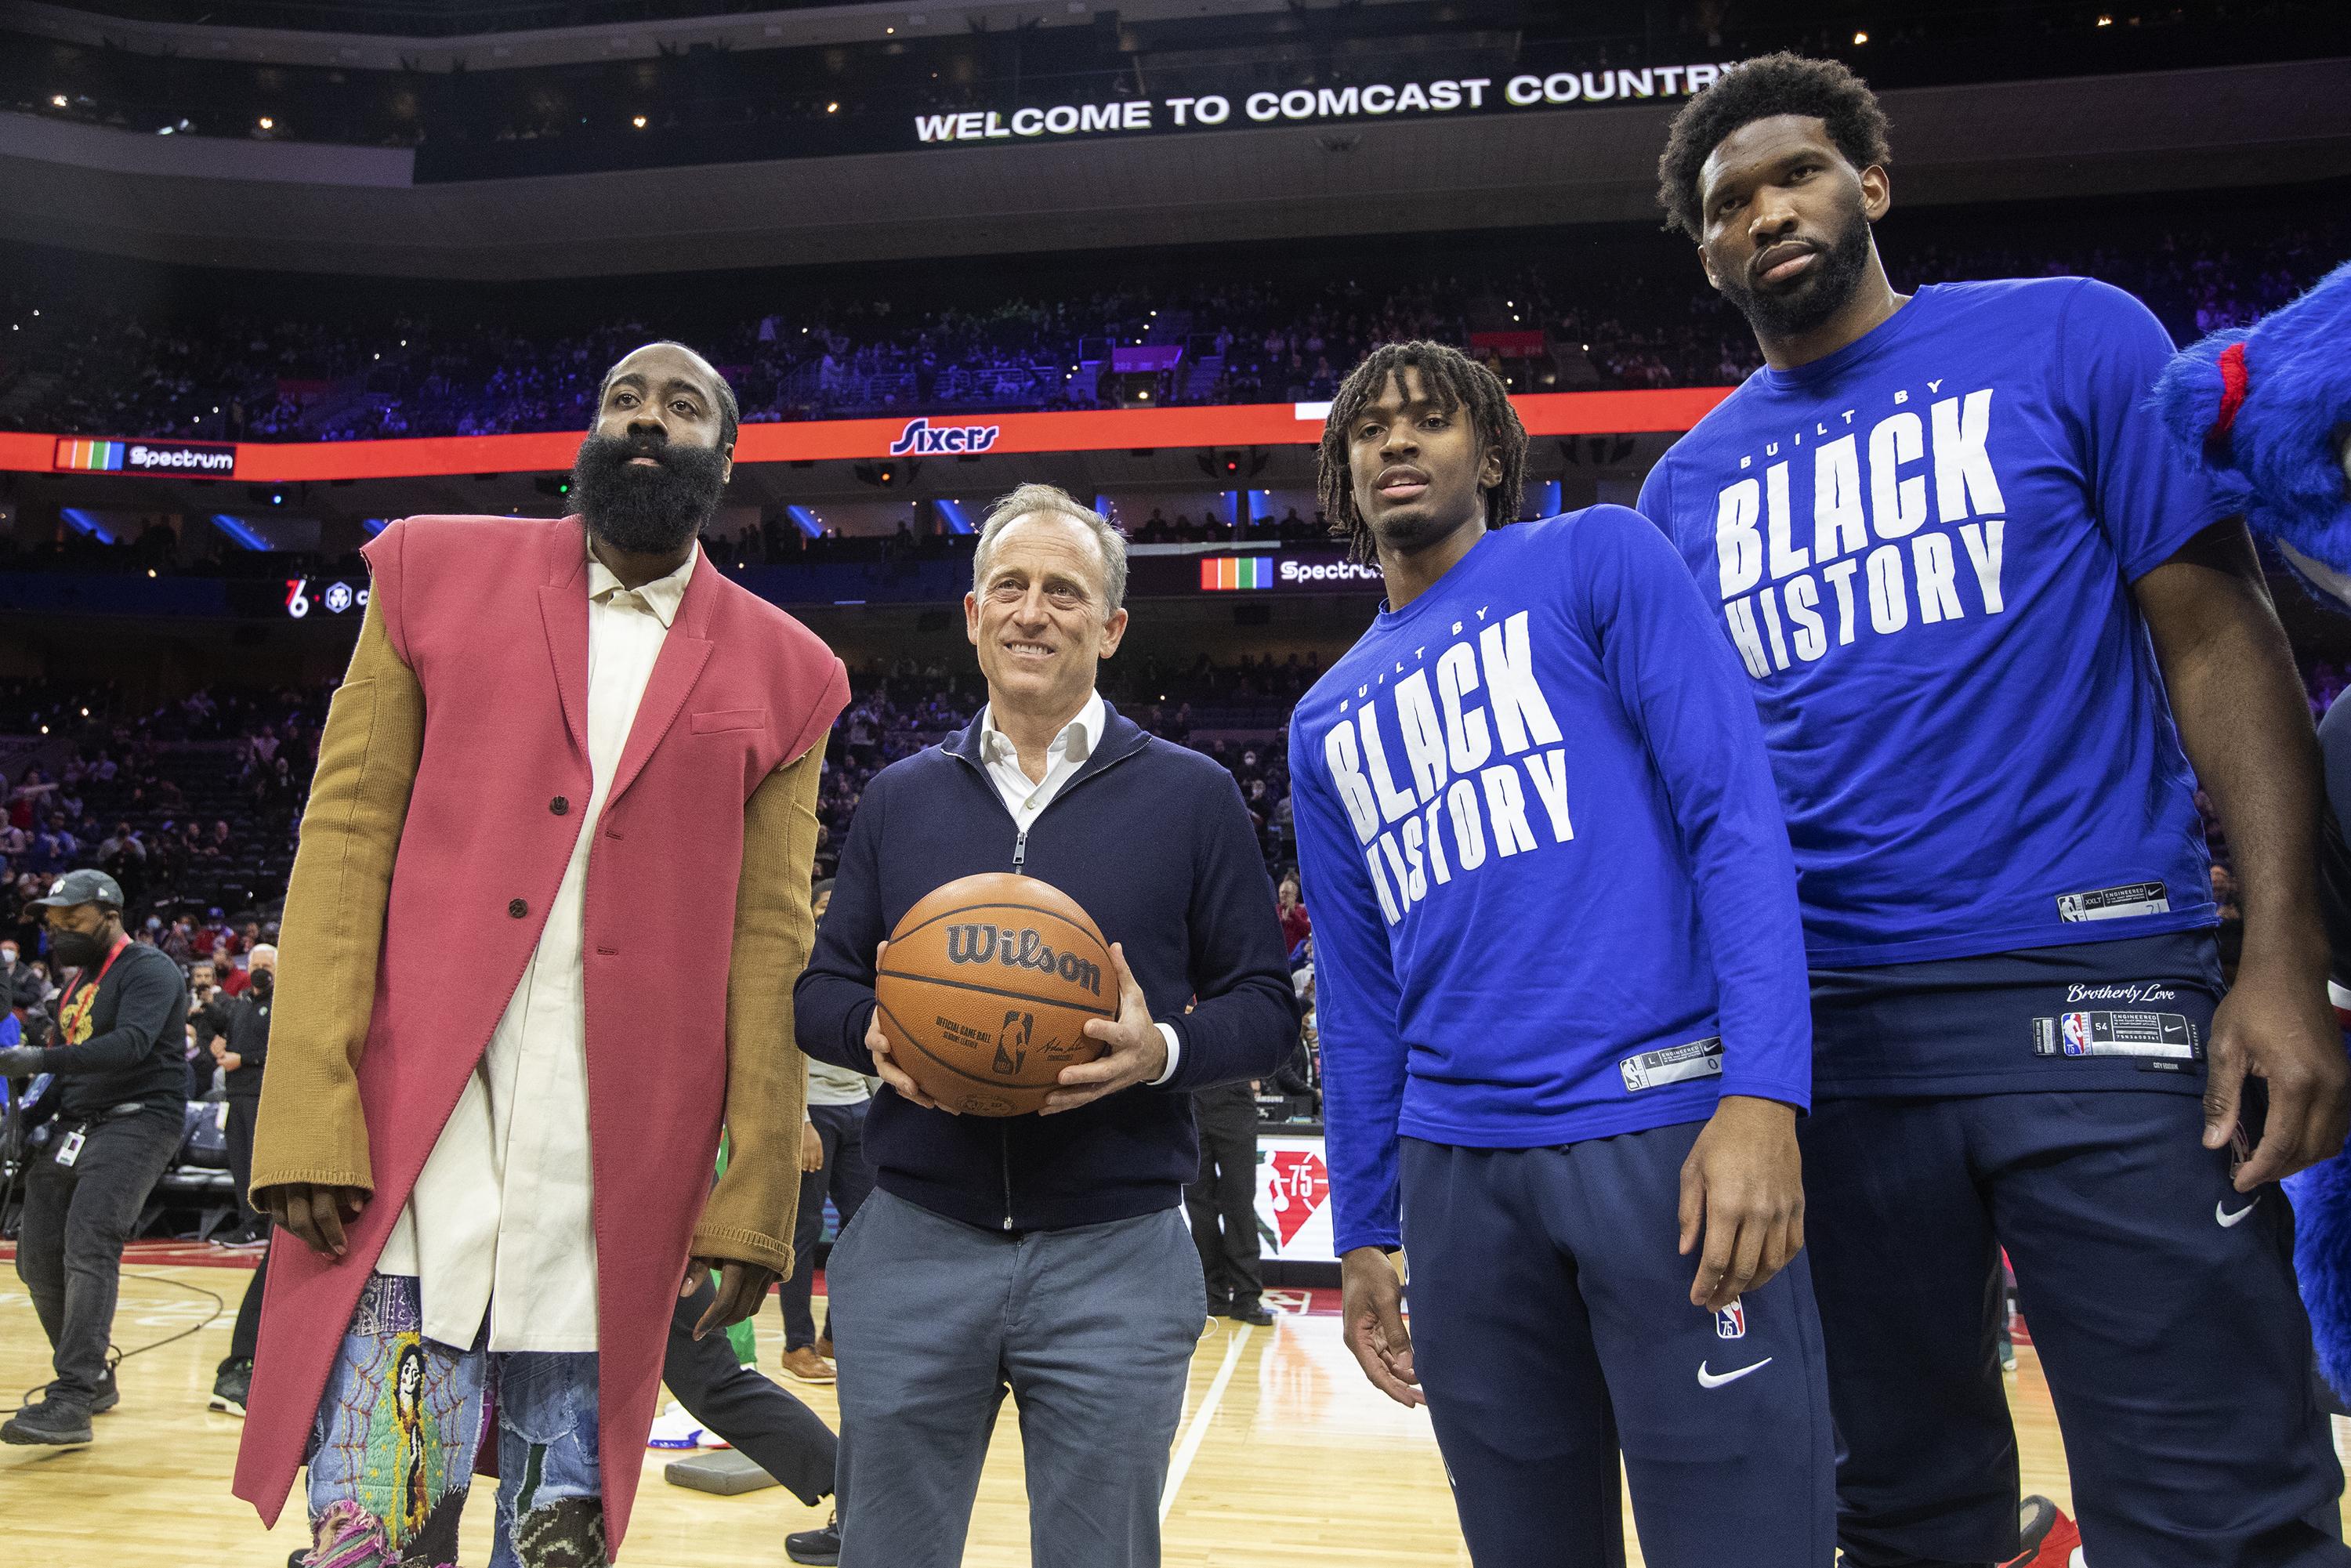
[5,206,2341,446]
[10,623,2346,977]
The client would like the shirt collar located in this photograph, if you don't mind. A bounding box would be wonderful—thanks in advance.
[980,690,1104,770]
[585,541,698,629]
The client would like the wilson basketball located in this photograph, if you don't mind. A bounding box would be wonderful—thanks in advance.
[875,872,1118,1116]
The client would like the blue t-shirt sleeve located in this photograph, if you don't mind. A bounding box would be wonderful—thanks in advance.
[1288,708,1411,1254]
[1634,457,1677,545]
[1575,508,1813,1109]
[2059,278,2250,581]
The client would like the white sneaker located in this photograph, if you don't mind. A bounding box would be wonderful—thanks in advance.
[645,1402,705,1450]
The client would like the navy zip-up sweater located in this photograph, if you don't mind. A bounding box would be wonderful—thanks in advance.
[796,702,1300,1233]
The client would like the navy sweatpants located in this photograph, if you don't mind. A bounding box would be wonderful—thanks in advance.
[1401,1124,1836,1568]
[1804,1090,2349,1568]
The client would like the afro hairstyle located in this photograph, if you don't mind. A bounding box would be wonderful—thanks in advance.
[1656,52,1894,240]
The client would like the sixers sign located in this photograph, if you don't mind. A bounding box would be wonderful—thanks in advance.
[889,418,1002,456]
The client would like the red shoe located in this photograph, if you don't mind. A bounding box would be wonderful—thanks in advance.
[2001,1496,2082,1568]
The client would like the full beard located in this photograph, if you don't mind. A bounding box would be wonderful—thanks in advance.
[569,432,730,555]
[1719,200,1876,341]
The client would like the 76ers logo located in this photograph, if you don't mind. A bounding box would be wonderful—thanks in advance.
[1715,1298,1747,1339]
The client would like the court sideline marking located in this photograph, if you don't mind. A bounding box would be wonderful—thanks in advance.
[1158,1323,1254,1523]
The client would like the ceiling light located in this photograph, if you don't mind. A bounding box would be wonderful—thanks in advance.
[259,117,273,129]
[51,95,67,107]
[828,103,839,113]
[633,114,647,127]
[1853,31,1867,43]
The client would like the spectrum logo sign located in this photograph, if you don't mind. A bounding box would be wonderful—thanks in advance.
[1200,555,1386,590]
[55,437,238,476]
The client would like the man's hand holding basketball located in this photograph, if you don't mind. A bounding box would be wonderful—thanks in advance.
[1340,1245,1423,1408]
[1678,1095,1805,1311]
[866,940,951,1113]
[1044,943,1166,1115]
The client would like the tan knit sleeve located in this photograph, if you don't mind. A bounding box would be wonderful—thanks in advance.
[690,743,824,1273]
[248,589,424,1200]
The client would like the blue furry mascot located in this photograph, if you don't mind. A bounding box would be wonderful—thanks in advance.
[2155,259,2351,1410]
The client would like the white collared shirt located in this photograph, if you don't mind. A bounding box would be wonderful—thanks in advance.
[378,542,697,1353]
[975,691,1181,1085]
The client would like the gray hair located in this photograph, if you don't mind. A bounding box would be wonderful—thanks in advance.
[973,483,1128,617]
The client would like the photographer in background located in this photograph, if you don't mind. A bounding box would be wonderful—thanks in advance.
[197,944,275,1247]
[0,870,190,1447]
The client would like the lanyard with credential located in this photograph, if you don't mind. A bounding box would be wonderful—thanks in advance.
[56,934,131,1048]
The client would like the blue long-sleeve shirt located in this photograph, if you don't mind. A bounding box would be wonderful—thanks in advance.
[1289,507,1813,1255]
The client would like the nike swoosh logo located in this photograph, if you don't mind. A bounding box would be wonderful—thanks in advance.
[2216,1198,2259,1228]
[1697,1357,1773,1389]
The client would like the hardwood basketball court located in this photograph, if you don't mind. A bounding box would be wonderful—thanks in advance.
[2,1252,2345,1566]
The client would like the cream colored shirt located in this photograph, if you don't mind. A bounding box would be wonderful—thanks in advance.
[377,543,695,1353]
[976,693,1180,1086]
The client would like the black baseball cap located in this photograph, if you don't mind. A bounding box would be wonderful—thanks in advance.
[27,869,125,914]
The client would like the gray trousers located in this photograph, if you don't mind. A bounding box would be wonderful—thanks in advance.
[829,1188,1204,1568]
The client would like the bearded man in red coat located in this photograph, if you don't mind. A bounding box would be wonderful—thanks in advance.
[234,342,849,1567]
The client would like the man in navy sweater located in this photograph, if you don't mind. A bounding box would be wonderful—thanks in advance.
[796,482,1299,1568]
[1292,343,1831,1566]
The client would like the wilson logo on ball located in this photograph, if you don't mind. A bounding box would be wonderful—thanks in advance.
[943,923,1103,994]
[876,873,1117,1117]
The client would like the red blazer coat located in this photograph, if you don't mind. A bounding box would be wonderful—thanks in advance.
[234,515,847,1550]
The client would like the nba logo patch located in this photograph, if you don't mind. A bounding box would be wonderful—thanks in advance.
[1715,1299,1746,1339]
[2061,1012,2092,1055]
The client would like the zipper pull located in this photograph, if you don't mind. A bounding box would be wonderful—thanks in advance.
[1012,828,1027,873]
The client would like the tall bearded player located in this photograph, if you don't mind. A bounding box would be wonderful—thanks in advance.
[1291,341,1833,1566]
[1642,55,2349,1567]
[233,342,849,1567]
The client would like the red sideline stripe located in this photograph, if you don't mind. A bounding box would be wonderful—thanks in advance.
[2,389,1736,483]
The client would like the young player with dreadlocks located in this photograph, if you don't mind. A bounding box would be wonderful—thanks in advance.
[1290,341,1834,1565]
[1639,53,2350,1568]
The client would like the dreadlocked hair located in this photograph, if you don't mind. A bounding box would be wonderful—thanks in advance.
[1655,53,1893,240]
[1317,340,1529,567]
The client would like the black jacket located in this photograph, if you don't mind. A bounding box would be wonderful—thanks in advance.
[40,941,188,1117]
[197,986,273,1099]
[798,704,1299,1233]
[1,958,42,1014]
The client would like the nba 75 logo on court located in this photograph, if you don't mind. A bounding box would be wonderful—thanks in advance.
[889,418,1001,455]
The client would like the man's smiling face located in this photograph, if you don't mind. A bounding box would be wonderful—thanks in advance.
[965,512,1128,721]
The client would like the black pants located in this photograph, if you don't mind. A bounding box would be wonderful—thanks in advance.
[668,1274,839,1505]
[780,1102,875,1349]
[1183,1081,1262,1309]
[223,1232,270,1372]
[1806,1091,2348,1568]
[224,1095,261,1233]
[14,1106,183,1407]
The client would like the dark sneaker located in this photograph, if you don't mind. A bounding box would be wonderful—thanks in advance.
[89,1369,119,1414]
[785,1510,840,1566]
[1226,1300,1277,1327]
[3,1396,94,1446]
[210,1360,252,1417]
